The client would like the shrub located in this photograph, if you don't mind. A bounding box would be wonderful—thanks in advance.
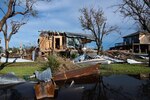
[70,53,78,59]
[45,55,60,72]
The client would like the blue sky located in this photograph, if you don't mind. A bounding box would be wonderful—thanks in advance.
[0,0,137,50]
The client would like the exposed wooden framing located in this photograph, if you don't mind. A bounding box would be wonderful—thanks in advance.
[38,31,94,55]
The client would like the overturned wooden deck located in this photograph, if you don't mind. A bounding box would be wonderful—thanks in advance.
[35,64,100,99]
[53,64,100,85]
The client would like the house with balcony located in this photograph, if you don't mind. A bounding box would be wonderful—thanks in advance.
[38,31,94,55]
[110,31,150,53]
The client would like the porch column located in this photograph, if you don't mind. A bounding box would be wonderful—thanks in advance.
[139,44,141,53]
[132,43,134,53]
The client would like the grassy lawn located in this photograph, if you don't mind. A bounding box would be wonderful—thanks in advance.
[0,62,150,78]
[100,64,150,75]
[0,66,42,77]
[0,62,45,77]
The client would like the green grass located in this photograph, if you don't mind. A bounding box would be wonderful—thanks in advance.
[0,66,42,77]
[0,62,45,67]
[0,62,45,77]
[0,62,150,78]
[100,64,150,75]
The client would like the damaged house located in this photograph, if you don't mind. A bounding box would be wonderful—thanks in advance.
[38,31,94,55]
[110,31,150,53]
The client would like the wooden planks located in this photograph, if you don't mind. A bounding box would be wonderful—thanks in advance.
[34,81,56,99]
[53,63,100,85]
[34,64,100,99]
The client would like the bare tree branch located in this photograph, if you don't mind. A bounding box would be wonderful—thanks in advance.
[79,7,118,54]
[8,20,26,41]
[0,0,50,31]
[117,0,150,33]
[143,0,150,8]
[0,0,14,31]
[0,0,51,62]
[0,8,6,15]
[116,0,150,67]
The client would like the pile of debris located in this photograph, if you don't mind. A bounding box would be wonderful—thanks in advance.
[103,50,149,64]
[55,56,80,73]
[104,50,136,60]
[73,54,112,65]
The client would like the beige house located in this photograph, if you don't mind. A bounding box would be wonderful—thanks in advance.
[38,31,94,55]
[110,31,150,53]
[139,33,150,44]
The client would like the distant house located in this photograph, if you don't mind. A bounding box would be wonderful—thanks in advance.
[38,31,94,55]
[110,31,150,53]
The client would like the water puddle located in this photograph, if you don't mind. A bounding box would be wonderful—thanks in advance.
[0,75,150,100]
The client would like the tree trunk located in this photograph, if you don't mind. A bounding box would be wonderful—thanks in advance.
[97,42,103,55]
[5,39,9,50]
[97,47,100,55]
[148,45,150,67]
[5,39,9,63]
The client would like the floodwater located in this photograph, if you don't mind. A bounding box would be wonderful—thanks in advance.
[0,75,150,100]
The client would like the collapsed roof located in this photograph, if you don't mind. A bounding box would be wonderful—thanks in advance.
[39,31,95,43]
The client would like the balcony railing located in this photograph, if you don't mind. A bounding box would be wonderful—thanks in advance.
[115,42,124,47]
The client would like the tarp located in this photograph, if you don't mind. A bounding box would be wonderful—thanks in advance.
[34,68,52,82]
[73,54,111,64]
[127,59,142,64]
[101,55,125,63]
[73,54,93,63]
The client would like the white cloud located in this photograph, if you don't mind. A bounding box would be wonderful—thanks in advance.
[34,0,72,11]
[0,0,136,50]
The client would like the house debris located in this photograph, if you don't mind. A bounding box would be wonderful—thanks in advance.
[103,50,149,64]
[53,63,100,85]
[100,55,125,63]
[29,64,100,99]
[29,68,56,99]
[127,59,142,64]
[34,68,52,82]
[38,31,95,55]
[73,54,112,65]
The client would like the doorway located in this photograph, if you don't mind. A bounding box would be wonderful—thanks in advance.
[55,38,60,49]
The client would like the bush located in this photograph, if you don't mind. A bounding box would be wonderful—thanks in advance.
[45,55,60,72]
[70,53,78,59]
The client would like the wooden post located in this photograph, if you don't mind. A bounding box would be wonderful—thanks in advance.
[132,43,134,53]
[52,32,54,54]
[139,44,141,53]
